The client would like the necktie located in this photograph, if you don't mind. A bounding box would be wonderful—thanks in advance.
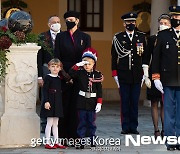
[176,30,179,38]
[52,33,56,48]
[129,34,133,41]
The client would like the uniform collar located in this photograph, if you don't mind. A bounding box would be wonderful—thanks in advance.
[126,30,134,41]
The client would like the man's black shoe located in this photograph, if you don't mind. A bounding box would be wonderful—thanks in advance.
[91,144,96,147]
[167,145,176,151]
[176,145,180,150]
[129,130,139,134]
[41,129,45,134]
[76,145,84,149]
[121,130,129,134]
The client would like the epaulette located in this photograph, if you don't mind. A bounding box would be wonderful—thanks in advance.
[114,31,122,36]
[158,28,170,35]
[136,31,146,35]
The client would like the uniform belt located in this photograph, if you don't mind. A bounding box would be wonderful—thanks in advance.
[79,90,96,98]
[43,63,48,67]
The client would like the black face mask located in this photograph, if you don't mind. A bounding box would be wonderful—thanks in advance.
[171,18,180,28]
[126,23,135,31]
[66,21,76,29]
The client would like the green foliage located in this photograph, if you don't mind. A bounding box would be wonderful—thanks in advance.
[0,28,39,83]
[25,33,39,43]
[37,34,54,57]
[0,49,9,82]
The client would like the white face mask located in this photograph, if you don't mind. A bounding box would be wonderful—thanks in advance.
[50,23,61,32]
[159,25,170,31]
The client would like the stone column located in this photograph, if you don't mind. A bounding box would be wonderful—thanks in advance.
[0,43,40,148]
[178,0,180,6]
[0,0,1,20]
[0,82,5,118]
[150,0,171,35]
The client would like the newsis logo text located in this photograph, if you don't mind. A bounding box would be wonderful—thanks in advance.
[30,135,180,147]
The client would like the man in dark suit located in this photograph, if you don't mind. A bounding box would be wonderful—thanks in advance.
[111,12,147,134]
[37,15,61,133]
[54,11,91,139]
[152,6,180,151]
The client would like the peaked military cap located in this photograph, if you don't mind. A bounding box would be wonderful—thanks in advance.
[121,12,137,21]
[169,6,180,15]
[158,13,171,22]
[64,11,80,19]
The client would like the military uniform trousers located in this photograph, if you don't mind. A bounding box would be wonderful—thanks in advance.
[164,86,180,137]
[119,83,141,131]
[77,110,96,138]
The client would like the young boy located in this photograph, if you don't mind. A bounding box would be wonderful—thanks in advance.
[69,47,103,149]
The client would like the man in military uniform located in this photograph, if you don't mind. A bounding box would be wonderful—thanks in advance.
[152,6,180,151]
[111,12,148,134]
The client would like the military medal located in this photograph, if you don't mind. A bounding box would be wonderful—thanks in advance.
[173,37,180,48]
[166,42,169,49]
[81,39,83,45]
[136,43,144,56]
[176,40,180,48]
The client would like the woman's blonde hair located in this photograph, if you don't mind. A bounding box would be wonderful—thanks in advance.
[48,58,63,69]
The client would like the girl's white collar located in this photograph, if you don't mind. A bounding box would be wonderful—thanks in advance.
[48,74,58,77]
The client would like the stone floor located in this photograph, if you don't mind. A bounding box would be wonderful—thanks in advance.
[0,101,179,154]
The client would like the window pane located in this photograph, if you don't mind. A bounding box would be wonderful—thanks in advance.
[76,0,80,11]
[87,0,93,13]
[94,0,100,13]
[69,0,74,10]
[87,14,93,27]
[94,14,100,27]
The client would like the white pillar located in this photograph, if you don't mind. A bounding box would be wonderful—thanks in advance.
[150,0,170,35]
[0,0,1,19]
[178,0,180,6]
[0,43,40,148]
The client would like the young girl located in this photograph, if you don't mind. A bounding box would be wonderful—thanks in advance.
[69,48,104,149]
[40,58,67,149]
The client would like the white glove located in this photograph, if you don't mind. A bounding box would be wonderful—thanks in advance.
[142,64,149,77]
[144,77,151,88]
[113,76,120,88]
[141,75,151,88]
[154,79,164,94]
[76,61,89,66]
[141,64,151,88]
[95,103,102,113]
